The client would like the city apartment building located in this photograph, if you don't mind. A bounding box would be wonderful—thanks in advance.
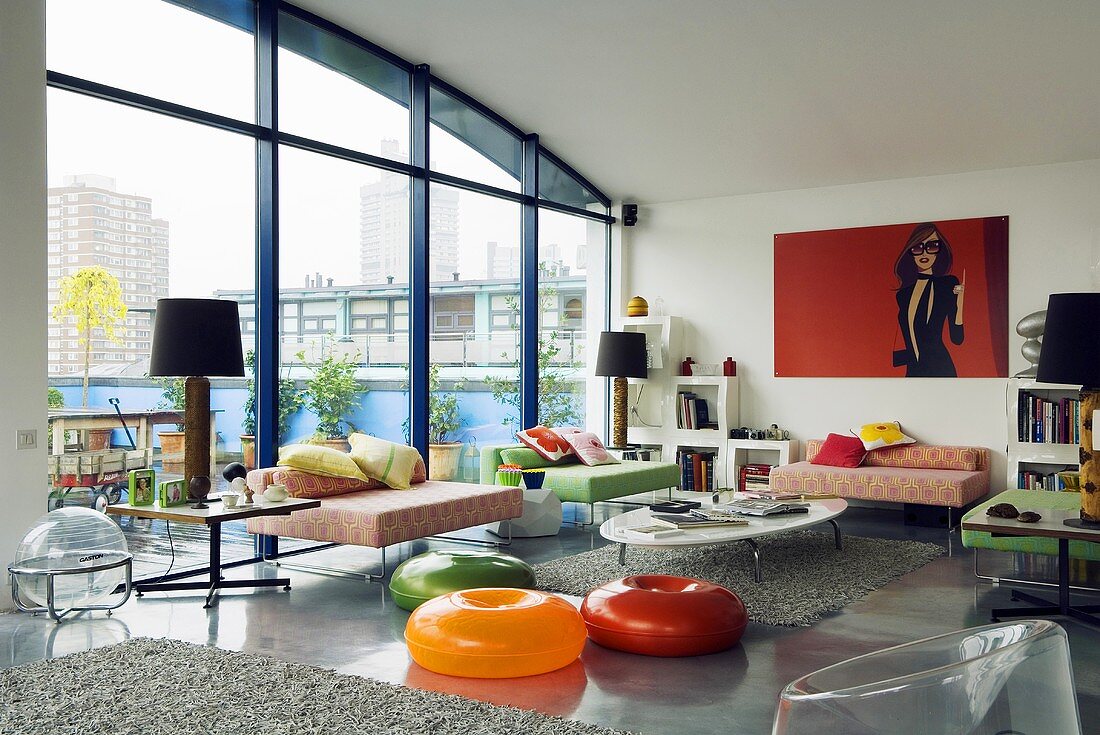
[47,174,169,375]
[359,139,460,284]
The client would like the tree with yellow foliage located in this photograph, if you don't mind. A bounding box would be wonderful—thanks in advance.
[52,266,127,406]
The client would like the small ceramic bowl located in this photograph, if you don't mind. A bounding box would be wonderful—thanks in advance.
[1058,471,1080,491]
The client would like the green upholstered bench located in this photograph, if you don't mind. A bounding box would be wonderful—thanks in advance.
[481,445,680,515]
[961,489,1100,562]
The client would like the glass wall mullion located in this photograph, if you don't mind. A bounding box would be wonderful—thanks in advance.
[409,64,431,462]
[255,0,279,471]
[520,133,539,430]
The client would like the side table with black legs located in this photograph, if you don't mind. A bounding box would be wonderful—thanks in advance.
[107,497,320,608]
[962,497,1100,628]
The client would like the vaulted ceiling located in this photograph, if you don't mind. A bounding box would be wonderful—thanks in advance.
[296,0,1100,204]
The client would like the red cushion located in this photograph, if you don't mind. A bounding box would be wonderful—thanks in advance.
[517,425,575,461]
[810,433,867,468]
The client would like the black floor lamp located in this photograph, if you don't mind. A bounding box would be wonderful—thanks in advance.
[149,298,245,508]
[595,331,648,449]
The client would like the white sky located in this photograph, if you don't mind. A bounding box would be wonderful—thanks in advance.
[46,0,596,296]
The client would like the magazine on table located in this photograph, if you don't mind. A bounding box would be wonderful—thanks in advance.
[742,490,839,501]
[651,513,750,529]
[618,524,685,540]
[716,499,811,516]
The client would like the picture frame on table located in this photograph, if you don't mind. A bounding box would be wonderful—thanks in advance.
[159,479,187,507]
[128,468,156,506]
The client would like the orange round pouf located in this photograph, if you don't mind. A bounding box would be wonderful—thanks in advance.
[405,588,587,678]
[581,575,747,657]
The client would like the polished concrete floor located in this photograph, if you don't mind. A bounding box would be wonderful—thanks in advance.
[3,503,1099,734]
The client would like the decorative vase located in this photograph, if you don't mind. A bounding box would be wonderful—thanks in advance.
[627,296,649,317]
[522,470,546,489]
[429,442,463,481]
[158,431,186,474]
[496,468,522,487]
[320,437,351,453]
[264,483,288,502]
[240,435,256,470]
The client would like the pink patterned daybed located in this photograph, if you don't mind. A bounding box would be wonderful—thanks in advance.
[245,468,523,576]
[769,441,991,527]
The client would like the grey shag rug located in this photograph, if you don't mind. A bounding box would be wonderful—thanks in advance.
[535,530,944,627]
[0,638,636,735]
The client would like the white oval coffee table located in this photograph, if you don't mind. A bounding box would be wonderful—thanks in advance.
[599,497,848,583]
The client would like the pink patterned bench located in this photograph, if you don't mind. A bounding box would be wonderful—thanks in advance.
[245,468,523,549]
[769,441,991,527]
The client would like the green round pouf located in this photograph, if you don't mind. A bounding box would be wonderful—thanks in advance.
[389,550,537,612]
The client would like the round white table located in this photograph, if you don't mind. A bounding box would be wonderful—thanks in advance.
[599,497,848,582]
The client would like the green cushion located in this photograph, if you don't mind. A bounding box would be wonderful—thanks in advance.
[961,489,1100,561]
[480,444,680,504]
[387,549,536,612]
[542,460,681,504]
[499,446,573,470]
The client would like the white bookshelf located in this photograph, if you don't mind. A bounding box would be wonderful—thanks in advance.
[1008,377,1080,489]
[624,315,739,487]
[726,438,799,489]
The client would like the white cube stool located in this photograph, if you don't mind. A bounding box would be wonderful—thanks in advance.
[487,487,562,538]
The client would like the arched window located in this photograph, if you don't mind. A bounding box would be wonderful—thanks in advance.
[45,0,612,479]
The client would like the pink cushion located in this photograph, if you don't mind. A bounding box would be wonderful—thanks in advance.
[806,440,986,471]
[562,431,619,466]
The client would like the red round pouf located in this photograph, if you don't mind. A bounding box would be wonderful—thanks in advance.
[581,574,747,657]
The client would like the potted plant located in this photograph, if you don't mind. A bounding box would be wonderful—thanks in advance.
[403,364,466,480]
[240,350,303,469]
[296,341,362,452]
[154,376,187,474]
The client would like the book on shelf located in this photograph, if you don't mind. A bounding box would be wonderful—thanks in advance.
[675,392,718,431]
[1017,469,1069,491]
[1017,390,1080,445]
[737,463,776,492]
[677,449,718,492]
[651,513,749,529]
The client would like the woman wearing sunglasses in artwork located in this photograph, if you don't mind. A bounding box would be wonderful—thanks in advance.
[892,223,965,377]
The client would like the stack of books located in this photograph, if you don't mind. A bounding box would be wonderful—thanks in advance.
[676,392,719,430]
[738,463,775,493]
[677,450,718,491]
[1017,391,1080,444]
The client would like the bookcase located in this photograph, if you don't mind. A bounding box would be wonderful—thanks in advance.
[1007,377,1081,490]
[726,438,799,489]
[624,315,739,489]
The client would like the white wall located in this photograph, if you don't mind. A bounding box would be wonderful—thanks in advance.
[624,159,1100,491]
[0,0,47,609]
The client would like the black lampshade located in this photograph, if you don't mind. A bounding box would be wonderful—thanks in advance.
[594,331,648,378]
[1036,293,1100,389]
[149,298,245,377]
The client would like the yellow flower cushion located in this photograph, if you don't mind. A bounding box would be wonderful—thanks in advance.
[277,443,370,482]
[852,421,916,451]
[348,433,424,491]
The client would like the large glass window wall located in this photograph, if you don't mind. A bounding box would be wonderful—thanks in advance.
[45,0,612,493]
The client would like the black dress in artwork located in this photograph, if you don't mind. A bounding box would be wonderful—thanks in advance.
[894,274,964,377]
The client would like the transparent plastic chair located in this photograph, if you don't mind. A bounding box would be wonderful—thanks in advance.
[773,619,1081,735]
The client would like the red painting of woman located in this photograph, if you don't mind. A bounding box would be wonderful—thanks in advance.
[892,223,965,377]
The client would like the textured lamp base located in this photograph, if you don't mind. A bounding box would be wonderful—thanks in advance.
[184,375,211,488]
[612,376,628,449]
[1079,388,1100,523]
